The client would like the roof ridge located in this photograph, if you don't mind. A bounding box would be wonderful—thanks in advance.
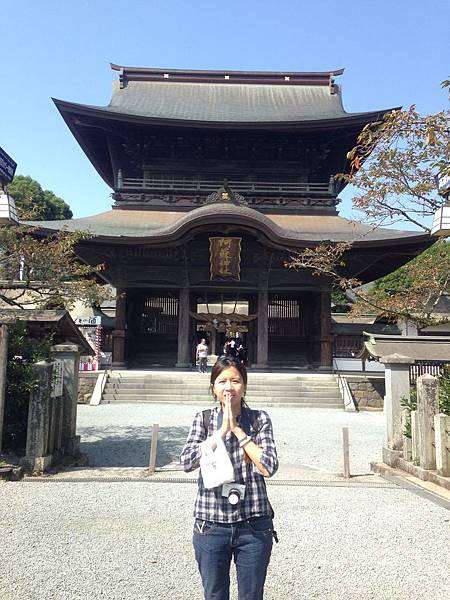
[110,63,344,89]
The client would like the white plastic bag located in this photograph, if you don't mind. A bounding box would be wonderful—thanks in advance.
[200,433,235,489]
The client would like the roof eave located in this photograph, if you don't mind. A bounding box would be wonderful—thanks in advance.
[26,211,432,250]
[53,98,397,131]
[53,98,114,188]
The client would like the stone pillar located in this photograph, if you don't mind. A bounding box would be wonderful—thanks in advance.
[319,291,333,370]
[255,290,268,368]
[112,287,127,369]
[176,287,191,368]
[402,409,412,461]
[0,324,8,454]
[416,373,439,470]
[411,410,420,464]
[381,354,412,451]
[434,413,450,477]
[23,361,53,472]
[50,343,81,456]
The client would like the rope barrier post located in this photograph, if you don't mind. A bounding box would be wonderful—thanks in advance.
[342,427,350,479]
[148,423,159,474]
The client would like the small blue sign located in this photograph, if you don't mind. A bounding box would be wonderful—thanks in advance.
[0,146,17,184]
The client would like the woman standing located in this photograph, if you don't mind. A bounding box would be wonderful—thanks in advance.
[180,356,278,600]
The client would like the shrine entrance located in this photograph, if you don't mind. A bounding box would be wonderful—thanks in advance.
[121,288,330,369]
[191,293,253,362]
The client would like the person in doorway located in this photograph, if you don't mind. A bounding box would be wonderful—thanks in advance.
[196,338,209,373]
[180,356,278,600]
[237,343,247,366]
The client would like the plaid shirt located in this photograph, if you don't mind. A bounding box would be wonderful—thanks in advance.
[180,406,278,523]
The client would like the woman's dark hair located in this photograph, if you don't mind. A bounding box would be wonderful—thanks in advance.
[210,356,248,398]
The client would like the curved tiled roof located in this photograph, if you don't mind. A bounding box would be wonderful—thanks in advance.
[55,81,390,127]
[27,203,430,247]
[106,80,348,123]
[53,66,395,127]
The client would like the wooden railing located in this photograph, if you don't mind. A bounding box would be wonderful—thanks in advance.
[117,176,334,195]
[409,363,449,385]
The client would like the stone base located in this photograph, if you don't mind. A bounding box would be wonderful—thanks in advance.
[345,376,385,410]
[111,362,127,370]
[318,365,332,372]
[372,458,450,492]
[175,362,192,369]
[382,446,403,467]
[65,435,81,457]
[21,454,53,474]
[0,466,24,481]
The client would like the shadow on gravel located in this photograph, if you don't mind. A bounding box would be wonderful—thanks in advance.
[77,425,189,467]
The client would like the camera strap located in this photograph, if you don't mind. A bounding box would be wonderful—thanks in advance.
[202,408,278,538]
[202,407,260,436]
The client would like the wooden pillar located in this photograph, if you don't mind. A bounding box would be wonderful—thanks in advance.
[255,290,268,368]
[112,287,127,369]
[303,292,320,367]
[176,287,191,368]
[319,291,333,370]
[211,329,217,356]
[189,292,197,365]
[247,295,258,366]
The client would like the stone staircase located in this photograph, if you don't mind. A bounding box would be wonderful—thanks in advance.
[101,371,344,408]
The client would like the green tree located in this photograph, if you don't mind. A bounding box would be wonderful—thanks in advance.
[0,225,108,310]
[288,91,450,325]
[7,175,73,220]
[342,104,449,232]
[0,174,108,309]
[357,240,450,324]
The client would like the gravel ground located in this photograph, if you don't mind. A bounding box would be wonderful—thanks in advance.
[1,480,449,599]
[1,404,449,599]
[63,403,386,478]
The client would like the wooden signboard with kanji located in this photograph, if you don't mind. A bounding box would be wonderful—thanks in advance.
[209,237,241,280]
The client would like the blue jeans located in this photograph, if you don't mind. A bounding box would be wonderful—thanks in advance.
[193,517,274,600]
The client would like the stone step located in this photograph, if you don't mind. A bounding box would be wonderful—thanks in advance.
[101,371,343,407]
[101,394,343,407]
[102,393,342,404]
[106,377,338,387]
[102,386,341,399]
[105,381,338,394]
[106,375,338,382]
[108,372,336,380]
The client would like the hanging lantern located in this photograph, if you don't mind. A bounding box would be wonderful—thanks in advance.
[0,192,18,224]
[432,173,450,237]
[431,203,450,237]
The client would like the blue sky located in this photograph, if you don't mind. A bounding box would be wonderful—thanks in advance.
[2,0,449,219]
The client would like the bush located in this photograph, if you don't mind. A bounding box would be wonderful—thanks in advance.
[400,388,417,438]
[438,366,450,416]
[2,322,52,452]
[401,368,450,439]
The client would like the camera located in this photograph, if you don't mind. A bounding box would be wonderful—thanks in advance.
[222,482,246,505]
